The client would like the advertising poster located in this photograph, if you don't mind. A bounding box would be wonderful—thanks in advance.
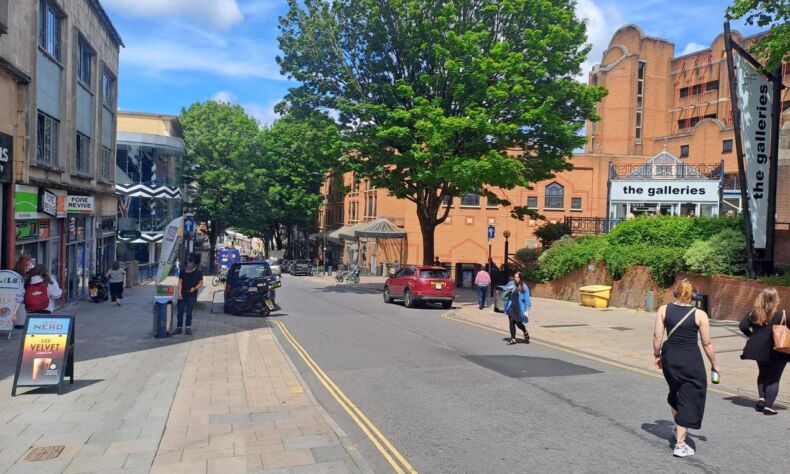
[0,270,23,335]
[66,195,95,215]
[14,184,39,219]
[155,216,184,285]
[13,316,73,390]
[0,131,13,183]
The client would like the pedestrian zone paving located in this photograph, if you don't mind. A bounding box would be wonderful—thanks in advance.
[0,279,370,474]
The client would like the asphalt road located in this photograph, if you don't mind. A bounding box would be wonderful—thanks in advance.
[270,276,789,474]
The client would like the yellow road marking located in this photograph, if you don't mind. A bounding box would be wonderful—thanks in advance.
[274,320,417,474]
[441,311,756,400]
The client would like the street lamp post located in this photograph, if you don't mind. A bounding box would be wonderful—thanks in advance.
[503,229,511,274]
[323,192,328,277]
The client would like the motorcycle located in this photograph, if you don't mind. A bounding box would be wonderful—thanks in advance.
[335,267,360,284]
[88,274,109,303]
[228,275,282,316]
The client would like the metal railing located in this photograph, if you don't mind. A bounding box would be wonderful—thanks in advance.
[565,217,624,235]
[611,163,722,180]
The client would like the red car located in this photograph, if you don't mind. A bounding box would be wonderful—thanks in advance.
[383,265,455,308]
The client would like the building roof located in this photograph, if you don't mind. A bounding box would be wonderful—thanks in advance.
[87,0,124,47]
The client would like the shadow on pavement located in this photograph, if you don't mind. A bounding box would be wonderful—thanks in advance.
[640,419,706,449]
[463,355,602,378]
[315,283,383,295]
[723,396,786,411]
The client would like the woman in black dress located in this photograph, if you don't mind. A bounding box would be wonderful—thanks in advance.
[652,280,720,458]
[740,287,789,415]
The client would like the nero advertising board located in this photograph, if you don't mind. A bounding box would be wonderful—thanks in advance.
[12,315,75,395]
[609,181,720,203]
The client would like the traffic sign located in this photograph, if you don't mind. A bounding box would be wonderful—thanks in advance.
[184,218,195,233]
[487,225,495,239]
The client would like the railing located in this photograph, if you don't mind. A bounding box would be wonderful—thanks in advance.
[611,163,722,180]
[140,263,159,282]
[565,217,624,235]
[722,174,740,191]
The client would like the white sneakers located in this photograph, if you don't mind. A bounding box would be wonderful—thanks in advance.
[673,442,695,457]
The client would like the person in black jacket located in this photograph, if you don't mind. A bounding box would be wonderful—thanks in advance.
[740,287,789,415]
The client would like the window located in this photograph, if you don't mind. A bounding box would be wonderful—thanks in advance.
[460,193,480,207]
[691,84,702,95]
[100,146,112,180]
[365,192,377,218]
[705,80,719,92]
[679,87,689,98]
[101,71,116,108]
[635,62,645,144]
[76,133,90,173]
[39,1,61,60]
[77,38,94,86]
[37,111,59,166]
[680,145,689,158]
[527,196,538,208]
[349,201,358,223]
[571,197,582,210]
[442,195,452,207]
[350,173,359,193]
[544,183,564,209]
[722,139,733,153]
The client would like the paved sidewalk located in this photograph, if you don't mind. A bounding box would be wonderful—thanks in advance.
[453,292,790,405]
[0,279,370,474]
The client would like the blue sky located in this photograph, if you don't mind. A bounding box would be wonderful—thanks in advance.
[103,0,762,126]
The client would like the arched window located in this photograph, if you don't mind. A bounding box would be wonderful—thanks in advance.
[545,183,564,209]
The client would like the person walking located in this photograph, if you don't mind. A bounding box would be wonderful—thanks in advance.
[503,272,530,345]
[24,265,63,314]
[11,256,33,329]
[740,287,789,415]
[475,266,492,310]
[175,257,203,335]
[652,280,719,458]
[106,261,126,307]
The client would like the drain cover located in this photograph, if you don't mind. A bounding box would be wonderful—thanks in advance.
[25,446,64,461]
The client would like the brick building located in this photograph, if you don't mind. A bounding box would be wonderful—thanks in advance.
[320,24,790,277]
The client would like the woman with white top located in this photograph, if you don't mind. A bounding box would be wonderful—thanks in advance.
[24,265,63,314]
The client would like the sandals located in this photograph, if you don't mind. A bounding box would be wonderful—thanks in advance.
[507,339,517,345]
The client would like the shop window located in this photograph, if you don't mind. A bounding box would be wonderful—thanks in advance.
[722,139,733,153]
[39,0,62,61]
[527,196,538,208]
[77,37,94,87]
[37,111,59,166]
[544,183,564,209]
[680,145,689,158]
[460,193,480,207]
[76,133,90,173]
[571,197,582,210]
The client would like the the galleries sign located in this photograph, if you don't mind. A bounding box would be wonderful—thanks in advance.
[610,180,720,203]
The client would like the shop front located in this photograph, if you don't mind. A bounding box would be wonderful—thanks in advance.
[14,185,62,278]
[608,151,722,219]
[64,195,95,302]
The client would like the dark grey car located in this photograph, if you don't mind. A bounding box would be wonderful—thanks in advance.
[291,259,313,276]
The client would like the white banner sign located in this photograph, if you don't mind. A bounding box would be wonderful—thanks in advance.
[610,180,720,203]
[155,216,184,285]
[735,53,774,249]
[66,195,95,214]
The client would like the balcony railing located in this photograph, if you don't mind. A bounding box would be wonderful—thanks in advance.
[565,217,624,235]
[611,163,722,180]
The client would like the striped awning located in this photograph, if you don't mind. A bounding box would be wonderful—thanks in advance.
[116,183,182,199]
[117,232,163,244]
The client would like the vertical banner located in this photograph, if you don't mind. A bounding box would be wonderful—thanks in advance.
[12,315,75,395]
[155,216,184,284]
[733,53,775,249]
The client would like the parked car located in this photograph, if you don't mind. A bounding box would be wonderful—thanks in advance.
[281,260,293,274]
[383,265,455,308]
[267,258,282,276]
[291,259,313,276]
[224,261,278,314]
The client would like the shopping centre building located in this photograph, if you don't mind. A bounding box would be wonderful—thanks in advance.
[320,25,790,276]
[1,0,122,301]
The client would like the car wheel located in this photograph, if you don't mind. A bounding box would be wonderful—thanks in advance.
[404,289,414,308]
[441,301,452,309]
[383,286,393,304]
[232,305,244,316]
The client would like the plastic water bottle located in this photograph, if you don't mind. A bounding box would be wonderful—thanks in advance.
[711,369,720,384]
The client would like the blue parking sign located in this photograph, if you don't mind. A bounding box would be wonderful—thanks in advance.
[184,218,195,233]
[487,225,495,239]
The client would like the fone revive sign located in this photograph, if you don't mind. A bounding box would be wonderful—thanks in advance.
[66,195,94,214]
[610,181,720,203]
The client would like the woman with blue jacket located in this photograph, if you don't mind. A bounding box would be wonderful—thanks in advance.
[504,272,531,344]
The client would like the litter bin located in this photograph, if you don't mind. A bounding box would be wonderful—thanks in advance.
[153,301,173,338]
[694,293,708,314]
[579,285,613,309]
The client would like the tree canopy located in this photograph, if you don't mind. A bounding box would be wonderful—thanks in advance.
[277,0,606,263]
[727,0,789,72]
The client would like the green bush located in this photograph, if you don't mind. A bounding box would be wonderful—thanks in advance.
[760,273,790,287]
[534,221,571,248]
[683,228,747,276]
[537,235,607,280]
[607,215,743,248]
[514,247,540,267]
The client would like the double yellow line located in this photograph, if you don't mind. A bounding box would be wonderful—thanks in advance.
[274,320,417,474]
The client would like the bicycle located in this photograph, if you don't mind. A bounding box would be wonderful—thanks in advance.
[335,267,360,284]
[212,267,228,286]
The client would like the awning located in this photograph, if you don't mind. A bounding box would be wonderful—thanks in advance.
[328,225,353,243]
[355,218,407,239]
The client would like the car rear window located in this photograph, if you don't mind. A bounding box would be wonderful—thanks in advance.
[238,264,272,279]
[419,269,449,279]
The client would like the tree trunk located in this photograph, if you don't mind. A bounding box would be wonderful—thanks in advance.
[419,219,437,265]
[273,225,283,250]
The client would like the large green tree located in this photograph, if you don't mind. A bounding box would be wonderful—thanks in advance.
[277,0,606,263]
[179,101,260,264]
[727,0,789,72]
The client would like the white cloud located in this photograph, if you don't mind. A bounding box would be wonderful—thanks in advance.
[576,0,623,80]
[104,0,243,30]
[212,91,237,103]
[243,101,280,126]
[679,42,708,56]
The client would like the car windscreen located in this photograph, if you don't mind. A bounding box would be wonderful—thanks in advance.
[238,264,272,279]
[419,269,449,279]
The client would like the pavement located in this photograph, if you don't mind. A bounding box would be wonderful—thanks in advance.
[0,278,370,474]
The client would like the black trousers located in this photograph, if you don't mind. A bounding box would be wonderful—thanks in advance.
[757,357,787,407]
[177,293,198,328]
[509,318,526,339]
[109,282,124,302]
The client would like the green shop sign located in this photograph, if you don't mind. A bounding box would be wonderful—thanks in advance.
[14,185,39,219]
